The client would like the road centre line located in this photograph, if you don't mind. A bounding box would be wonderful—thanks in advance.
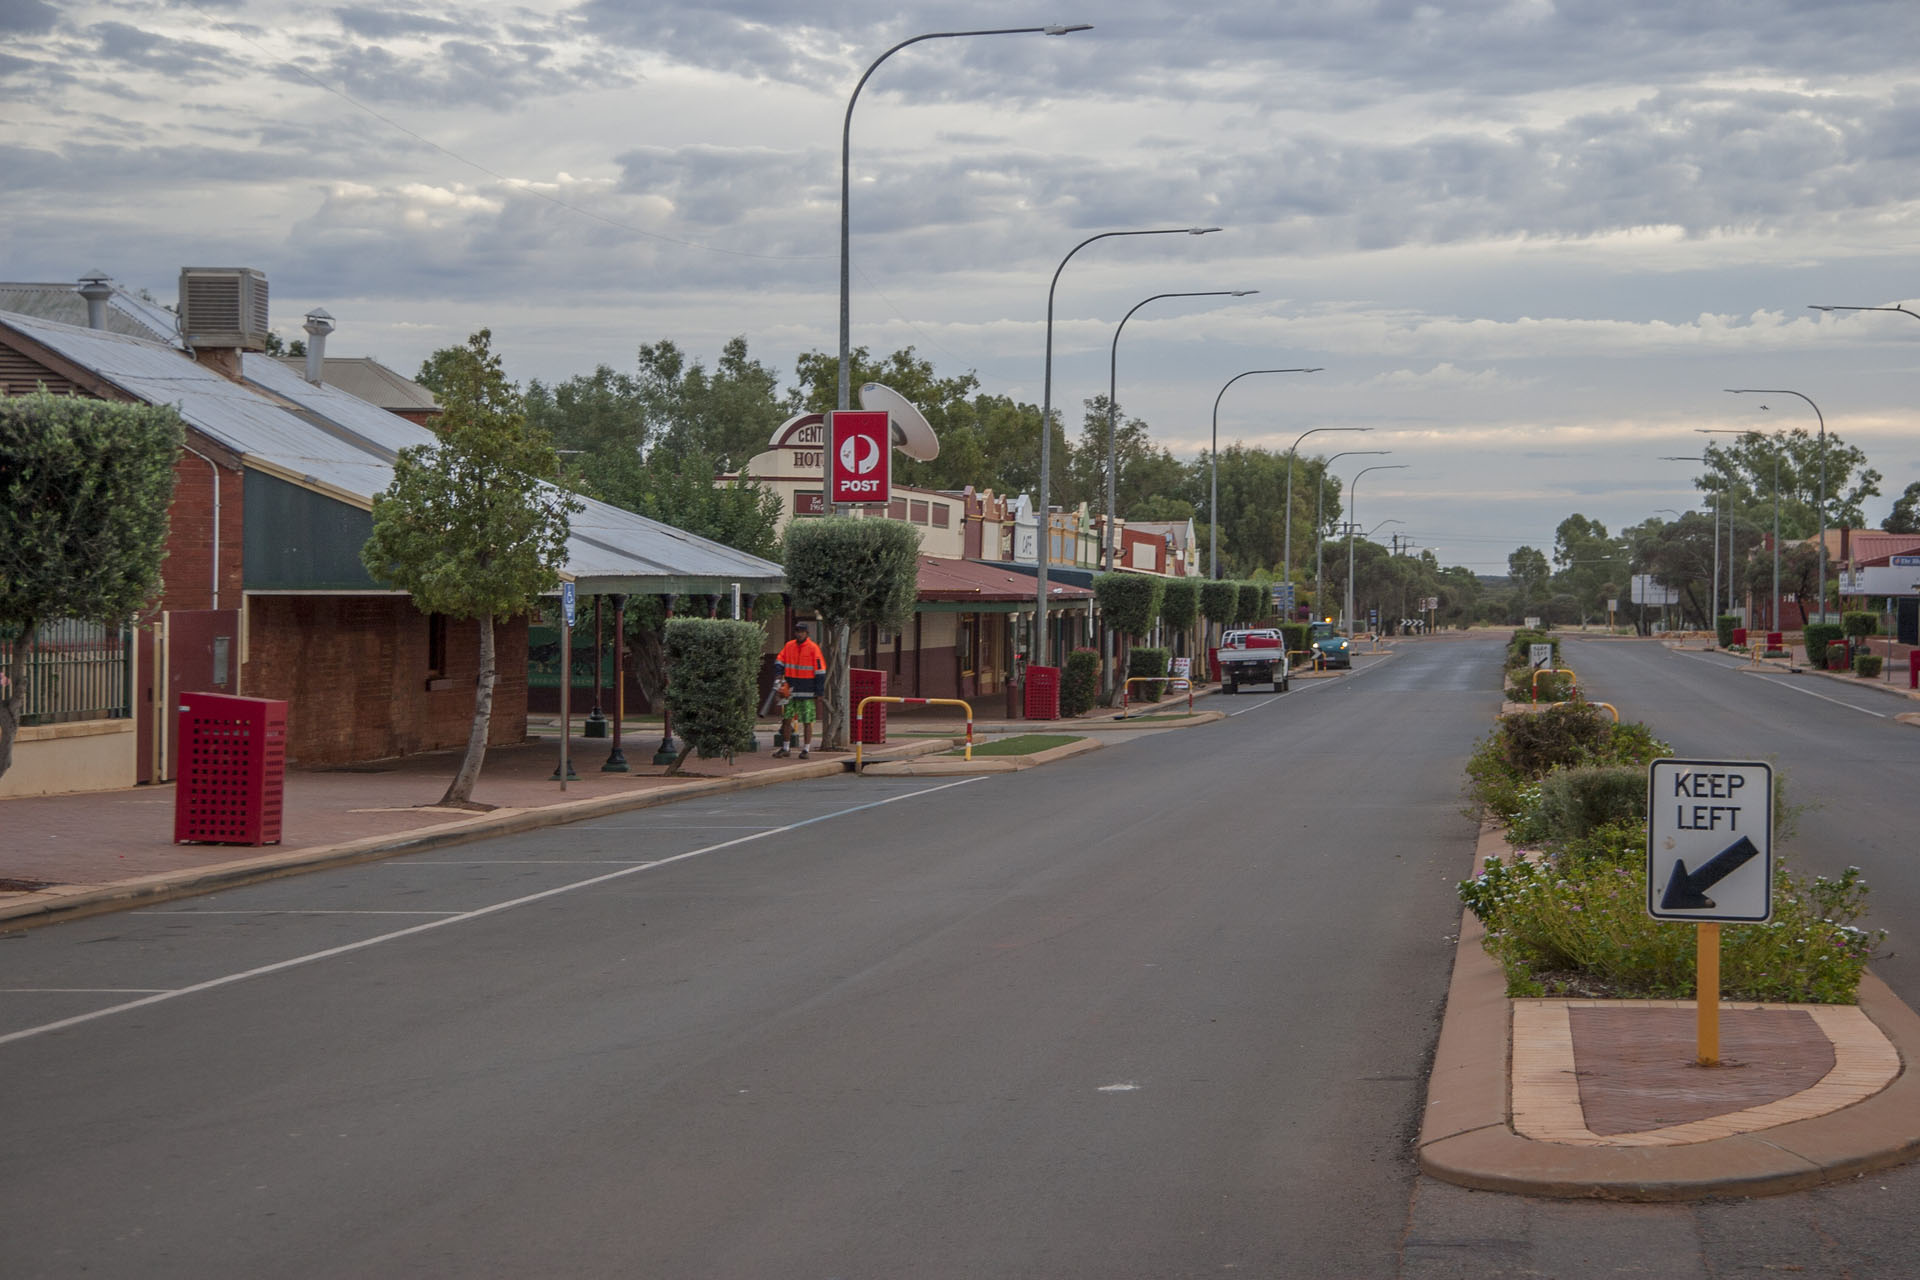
[0,777,986,1050]
[133,909,466,915]
[3,989,171,994]
[1227,655,1386,715]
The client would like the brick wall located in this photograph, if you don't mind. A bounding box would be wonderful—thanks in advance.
[158,439,245,614]
[244,596,529,765]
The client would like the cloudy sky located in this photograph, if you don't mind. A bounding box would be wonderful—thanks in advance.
[7,0,1920,570]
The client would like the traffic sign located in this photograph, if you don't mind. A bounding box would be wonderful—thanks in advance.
[1646,759,1772,922]
[561,581,576,628]
[827,409,891,506]
[1271,581,1295,615]
[1529,642,1552,669]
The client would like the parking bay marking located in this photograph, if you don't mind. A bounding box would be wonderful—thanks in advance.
[0,777,987,1049]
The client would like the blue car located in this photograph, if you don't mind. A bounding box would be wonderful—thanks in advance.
[1309,622,1353,669]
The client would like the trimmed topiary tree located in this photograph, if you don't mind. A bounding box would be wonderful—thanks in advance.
[782,517,920,751]
[1200,580,1238,632]
[1094,572,1166,641]
[1842,611,1879,639]
[1,391,183,782]
[1715,614,1737,648]
[1235,581,1266,626]
[661,617,762,774]
[1160,578,1199,645]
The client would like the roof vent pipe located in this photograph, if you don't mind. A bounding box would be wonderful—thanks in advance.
[77,269,113,330]
[302,308,334,384]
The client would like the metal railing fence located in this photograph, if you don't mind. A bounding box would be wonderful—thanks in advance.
[0,619,133,725]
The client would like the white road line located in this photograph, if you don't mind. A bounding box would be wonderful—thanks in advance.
[1676,652,1890,718]
[0,777,986,1049]
[133,909,466,915]
[2,989,171,994]
[394,860,656,867]
[1226,657,1386,715]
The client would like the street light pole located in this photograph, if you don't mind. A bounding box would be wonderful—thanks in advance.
[1727,389,1827,627]
[1033,226,1222,669]
[1101,288,1255,701]
[1208,367,1322,579]
[1316,450,1388,617]
[1660,456,1713,628]
[1345,464,1408,635]
[1283,425,1365,586]
[1105,290,1257,571]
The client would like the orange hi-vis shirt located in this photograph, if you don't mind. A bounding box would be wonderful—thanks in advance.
[776,637,825,697]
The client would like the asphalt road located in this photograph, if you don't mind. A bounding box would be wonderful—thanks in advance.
[1,637,1493,1278]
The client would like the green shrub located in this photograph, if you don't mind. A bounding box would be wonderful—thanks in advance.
[1802,622,1843,665]
[1061,648,1100,717]
[1536,766,1646,845]
[1465,703,1672,822]
[1826,638,1852,668]
[1279,622,1311,655]
[1126,646,1170,702]
[1715,614,1737,647]
[1507,629,1557,671]
[1855,653,1884,678]
[1160,578,1200,633]
[1235,582,1267,626]
[1459,853,1881,1003]
[1094,572,1165,640]
[1842,611,1880,638]
[1507,670,1576,703]
[1199,580,1238,628]
[662,618,763,771]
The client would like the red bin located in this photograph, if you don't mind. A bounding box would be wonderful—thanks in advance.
[174,692,287,846]
[1024,664,1060,721]
[850,667,888,744]
[1732,628,1747,647]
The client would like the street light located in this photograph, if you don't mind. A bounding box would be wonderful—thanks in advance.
[1282,425,1366,585]
[1694,429,1749,617]
[1809,302,1920,322]
[1208,366,1322,578]
[1105,290,1258,571]
[1316,450,1388,615]
[1101,288,1256,701]
[1727,388,1827,627]
[1715,419,1791,636]
[838,23,1092,413]
[1033,226,1222,668]
[1346,464,1408,634]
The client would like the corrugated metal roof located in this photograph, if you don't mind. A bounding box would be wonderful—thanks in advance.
[0,282,180,345]
[0,310,785,594]
[270,355,440,413]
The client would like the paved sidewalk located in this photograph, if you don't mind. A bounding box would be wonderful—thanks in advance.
[0,673,1263,928]
[1419,822,1920,1200]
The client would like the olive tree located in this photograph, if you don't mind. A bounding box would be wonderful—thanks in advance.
[661,618,763,774]
[1,392,182,779]
[781,517,920,750]
[362,330,580,807]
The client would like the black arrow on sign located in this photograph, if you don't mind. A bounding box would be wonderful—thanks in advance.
[1660,835,1761,911]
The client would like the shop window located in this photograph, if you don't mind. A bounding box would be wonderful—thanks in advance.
[932,504,950,528]
[910,500,929,524]
[889,498,907,521]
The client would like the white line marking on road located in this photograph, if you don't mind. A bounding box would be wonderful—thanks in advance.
[1676,652,1890,718]
[2,988,171,994]
[395,860,656,866]
[0,778,985,1049]
[133,909,465,915]
[1098,1082,1141,1092]
[1226,658,1386,715]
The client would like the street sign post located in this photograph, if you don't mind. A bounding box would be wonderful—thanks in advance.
[557,582,578,791]
[827,409,891,506]
[1271,581,1295,618]
[1647,758,1774,1065]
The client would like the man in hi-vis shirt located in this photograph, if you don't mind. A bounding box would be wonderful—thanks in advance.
[772,620,825,759]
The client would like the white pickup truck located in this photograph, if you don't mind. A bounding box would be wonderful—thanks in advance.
[1215,627,1290,694]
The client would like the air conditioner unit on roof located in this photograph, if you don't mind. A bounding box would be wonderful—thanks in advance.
[179,267,269,351]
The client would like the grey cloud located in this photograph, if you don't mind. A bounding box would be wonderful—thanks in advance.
[336,5,466,38]
[279,25,619,109]
[89,20,235,79]
[0,0,57,35]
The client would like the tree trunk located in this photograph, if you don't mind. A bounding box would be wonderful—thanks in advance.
[664,742,694,777]
[441,616,496,807]
[820,620,850,751]
[0,615,34,781]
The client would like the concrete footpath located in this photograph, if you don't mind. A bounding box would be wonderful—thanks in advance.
[0,675,1257,929]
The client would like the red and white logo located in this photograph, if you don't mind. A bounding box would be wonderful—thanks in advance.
[827,409,891,506]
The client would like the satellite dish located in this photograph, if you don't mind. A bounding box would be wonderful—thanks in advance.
[859,382,939,461]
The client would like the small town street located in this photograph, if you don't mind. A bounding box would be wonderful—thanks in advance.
[3,634,1919,1277]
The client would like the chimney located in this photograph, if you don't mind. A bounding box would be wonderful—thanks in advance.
[77,269,113,330]
[302,308,334,384]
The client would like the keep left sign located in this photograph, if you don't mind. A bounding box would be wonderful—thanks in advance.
[1646,759,1773,922]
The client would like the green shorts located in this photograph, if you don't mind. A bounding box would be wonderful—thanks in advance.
[788,697,817,724]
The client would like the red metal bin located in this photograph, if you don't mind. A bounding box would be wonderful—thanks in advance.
[850,667,888,744]
[1024,664,1060,721]
[174,691,287,846]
